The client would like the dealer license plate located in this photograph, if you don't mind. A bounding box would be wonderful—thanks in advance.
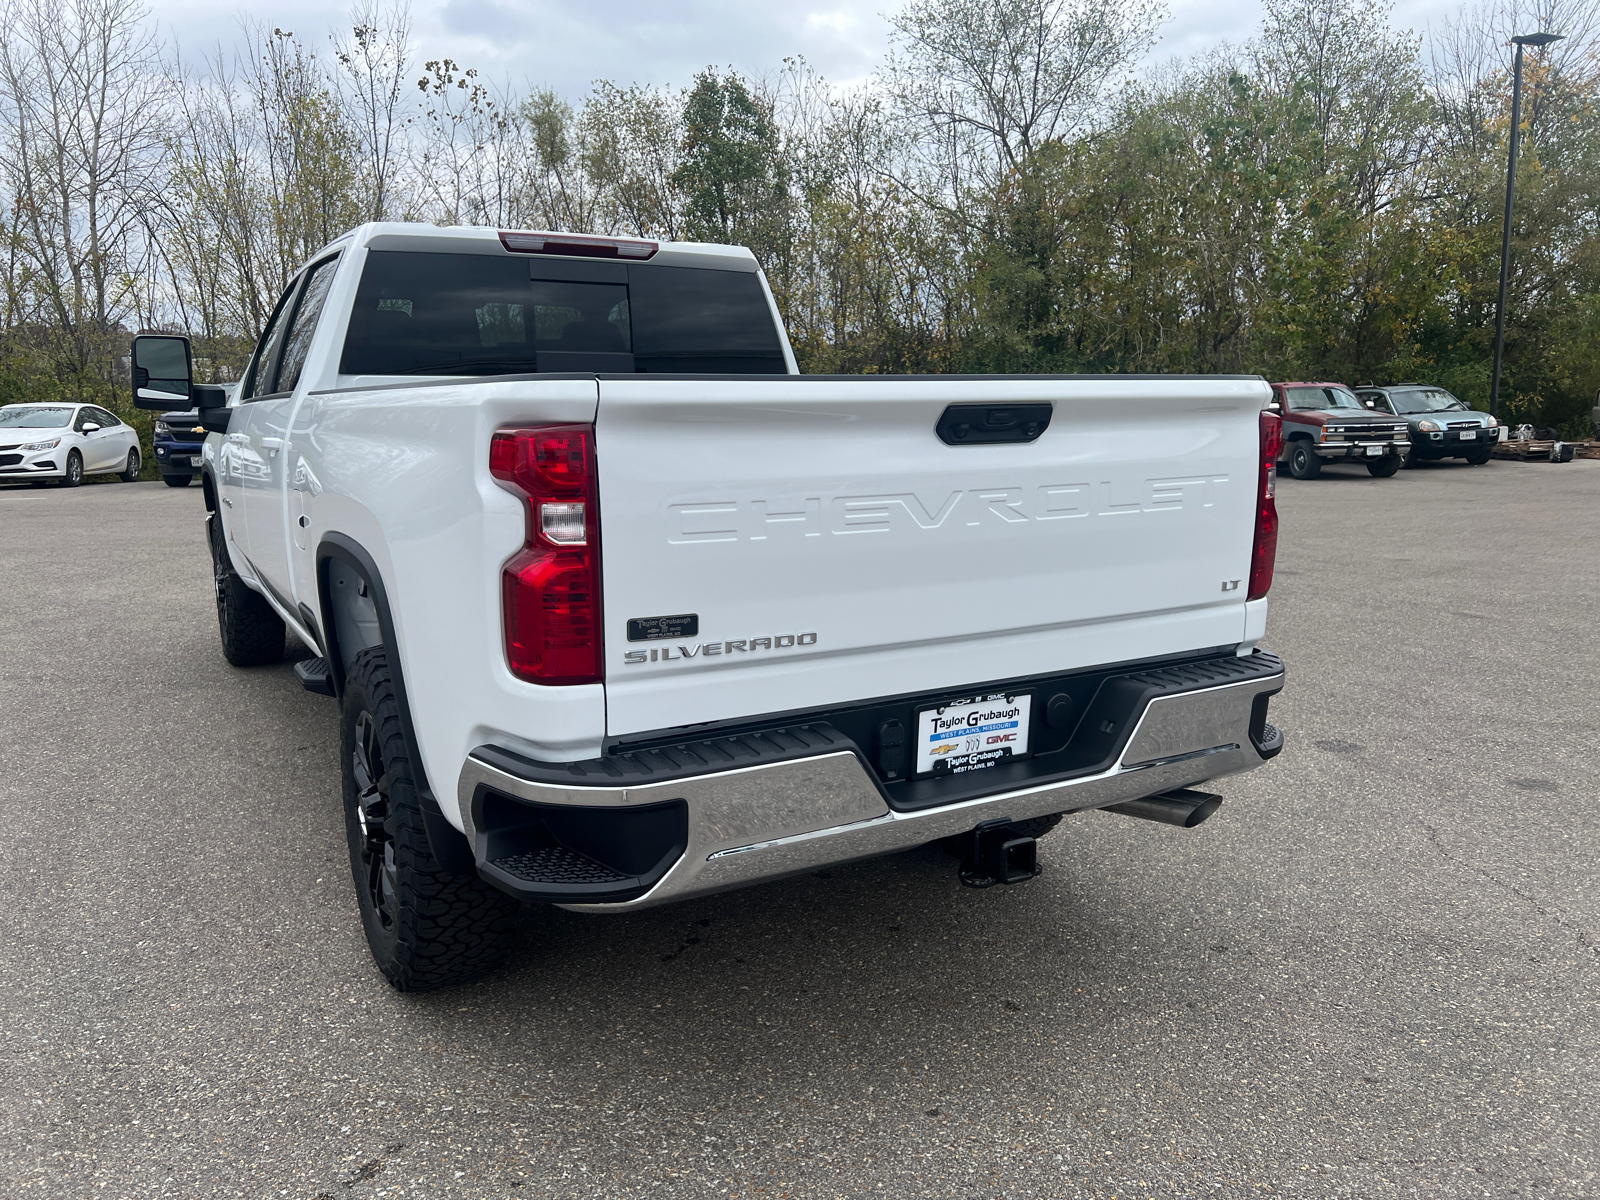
[1459,430,1477,440]
[1365,445,1384,456]
[190,455,203,467]
[915,692,1032,777]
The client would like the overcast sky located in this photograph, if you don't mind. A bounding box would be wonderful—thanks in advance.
[145,0,1473,96]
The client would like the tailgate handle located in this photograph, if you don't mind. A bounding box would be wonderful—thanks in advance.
[936,403,1052,446]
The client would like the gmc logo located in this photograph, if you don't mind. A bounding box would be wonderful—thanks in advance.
[667,477,1230,544]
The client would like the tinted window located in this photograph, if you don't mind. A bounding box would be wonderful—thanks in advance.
[530,280,630,352]
[628,266,784,372]
[244,280,302,399]
[91,408,120,427]
[342,252,537,376]
[339,251,784,376]
[73,408,96,431]
[275,256,341,393]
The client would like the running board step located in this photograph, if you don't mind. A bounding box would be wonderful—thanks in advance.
[294,657,336,697]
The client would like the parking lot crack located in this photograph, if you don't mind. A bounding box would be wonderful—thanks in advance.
[1421,822,1596,961]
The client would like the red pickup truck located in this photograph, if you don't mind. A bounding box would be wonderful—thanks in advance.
[1271,382,1411,479]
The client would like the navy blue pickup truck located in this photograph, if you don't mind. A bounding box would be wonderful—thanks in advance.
[152,411,207,486]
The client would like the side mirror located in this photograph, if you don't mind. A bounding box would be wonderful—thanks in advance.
[81,422,101,433]
[195,384,231,434]
[1363,400,1376,409]
[131,334,193,410]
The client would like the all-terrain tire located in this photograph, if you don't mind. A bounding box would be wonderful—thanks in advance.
[119,448,140,482]
[1366,455,1401,477]
[341,647,520,990]
[1286,441,1321,479]
[163,474,192,487]
[208,511,284,666]
[61,450,83,487]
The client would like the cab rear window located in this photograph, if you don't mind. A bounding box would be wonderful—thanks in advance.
[339,251,785,376]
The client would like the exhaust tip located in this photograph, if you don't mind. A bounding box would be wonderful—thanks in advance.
[1102,788,1222,829]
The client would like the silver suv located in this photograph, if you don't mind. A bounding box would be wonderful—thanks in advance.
[1356,385,1499,467]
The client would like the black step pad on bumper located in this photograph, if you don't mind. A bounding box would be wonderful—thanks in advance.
[475,794,688,903]
[472,723,851,787]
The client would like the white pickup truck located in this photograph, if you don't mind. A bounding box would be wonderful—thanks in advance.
[132,224,1287,990]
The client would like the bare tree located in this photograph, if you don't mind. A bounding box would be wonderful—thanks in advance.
[0,0,166,392]
[882,0,1167,189]
[241,21,360,280]
[154,44,275,368]
[580,81,684,239]
[333,0,412,220]
[412,58,525,226]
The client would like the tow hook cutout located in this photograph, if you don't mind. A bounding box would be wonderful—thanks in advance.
[957,819,1041,889]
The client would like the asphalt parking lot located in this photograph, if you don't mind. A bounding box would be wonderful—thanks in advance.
[3,458,1597,1199]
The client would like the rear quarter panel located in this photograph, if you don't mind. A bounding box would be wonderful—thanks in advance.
[290,377,604,827]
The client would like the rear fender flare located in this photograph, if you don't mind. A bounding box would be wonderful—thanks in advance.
[315,532,475,874]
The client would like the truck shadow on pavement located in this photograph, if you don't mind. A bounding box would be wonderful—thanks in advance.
[361,830,1246,1104]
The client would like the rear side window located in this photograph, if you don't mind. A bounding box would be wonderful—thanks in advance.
[629,267,783,372]
[341,253,531,376]
[244,280,302,400]
[275,256,341,394]
[339,251,785,376]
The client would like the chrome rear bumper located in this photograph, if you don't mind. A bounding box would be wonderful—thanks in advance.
[456,653,1285,912]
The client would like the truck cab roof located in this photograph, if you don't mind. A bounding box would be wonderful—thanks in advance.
[315,223,764,275]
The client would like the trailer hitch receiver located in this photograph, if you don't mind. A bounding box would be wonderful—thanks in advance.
[957,819,1041,889]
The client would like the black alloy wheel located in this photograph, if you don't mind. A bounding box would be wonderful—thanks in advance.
[1286,442,1322,480]
[62,450,83,487]
[338,646,519,990]
[350,709,400,934]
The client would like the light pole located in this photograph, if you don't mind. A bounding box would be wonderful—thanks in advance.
[1489,30,1564,418]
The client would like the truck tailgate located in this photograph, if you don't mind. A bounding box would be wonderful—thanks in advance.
[595,376,1270,737]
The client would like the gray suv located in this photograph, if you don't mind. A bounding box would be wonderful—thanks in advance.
[1356,384,1499,467]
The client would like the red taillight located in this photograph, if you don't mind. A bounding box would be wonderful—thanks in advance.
[498,230,658,260]
[1248,409,1282,601]
[490,425,602,684]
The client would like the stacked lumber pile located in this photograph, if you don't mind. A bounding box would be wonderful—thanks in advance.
[1490,439,1598,461]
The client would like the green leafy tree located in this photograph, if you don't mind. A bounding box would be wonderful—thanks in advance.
[672,70,790,270]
